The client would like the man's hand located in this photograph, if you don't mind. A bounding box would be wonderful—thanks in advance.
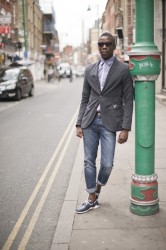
[76,126,83,138]
[117,130,129,144]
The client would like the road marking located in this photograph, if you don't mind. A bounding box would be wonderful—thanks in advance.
[2,108,78,250]
[18,121,76,250]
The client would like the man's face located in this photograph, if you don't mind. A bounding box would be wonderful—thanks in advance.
[98,35,116,60]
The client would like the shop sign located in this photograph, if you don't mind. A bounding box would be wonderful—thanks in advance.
[0,25,11,34]
[0,15,11,24]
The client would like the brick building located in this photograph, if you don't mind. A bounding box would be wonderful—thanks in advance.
[14,0,43,60]
[102,0,135,58]
[101,0,165,93]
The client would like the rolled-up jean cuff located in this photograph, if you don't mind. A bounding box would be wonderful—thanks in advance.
[97,180,105,186]
[86,188,96,194]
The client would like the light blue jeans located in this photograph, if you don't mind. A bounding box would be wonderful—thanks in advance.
[83,115,116,193]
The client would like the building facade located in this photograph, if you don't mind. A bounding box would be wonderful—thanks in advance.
[154,0,166,93]
[102,0,135,59]
[0,0,59,81]
[40,0,59,79]
[14,0,43,60]
[102,0,165,93]
[0,0,16,65]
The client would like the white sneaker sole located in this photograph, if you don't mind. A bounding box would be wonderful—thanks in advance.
[76,204,99,214]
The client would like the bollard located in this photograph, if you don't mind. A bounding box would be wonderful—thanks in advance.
[129,0,161,215]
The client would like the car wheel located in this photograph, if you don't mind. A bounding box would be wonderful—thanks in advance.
[29,86,34,97]
[15,89,21,101]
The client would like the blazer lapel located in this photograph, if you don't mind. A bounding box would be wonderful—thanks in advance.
[90,62,101,92]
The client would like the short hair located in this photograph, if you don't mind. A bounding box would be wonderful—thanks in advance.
[99,32,116,45]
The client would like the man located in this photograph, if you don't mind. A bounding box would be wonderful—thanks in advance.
[48,66,54,82]
[76,32,133,214]
[69,67,73,82]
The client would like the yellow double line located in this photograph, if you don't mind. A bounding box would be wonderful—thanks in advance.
[2,108,78,250]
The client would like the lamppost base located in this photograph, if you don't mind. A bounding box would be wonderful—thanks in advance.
[130,178,159,216]
[130,203,159,216]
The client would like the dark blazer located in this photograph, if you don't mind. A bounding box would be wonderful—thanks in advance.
[76,57,134,132]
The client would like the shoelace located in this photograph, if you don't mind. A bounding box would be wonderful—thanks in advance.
[83,200,94,205]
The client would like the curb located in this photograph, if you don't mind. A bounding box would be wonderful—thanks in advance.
[51,141,83,250]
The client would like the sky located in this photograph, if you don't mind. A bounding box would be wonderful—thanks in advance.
[53,0,108,50]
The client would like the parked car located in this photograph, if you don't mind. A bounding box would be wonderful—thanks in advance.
[0,67,34,101]
[75,66,85,77]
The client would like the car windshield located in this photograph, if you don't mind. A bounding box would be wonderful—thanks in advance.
[0,68,20,81]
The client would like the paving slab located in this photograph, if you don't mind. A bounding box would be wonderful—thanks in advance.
[70,228,166,250]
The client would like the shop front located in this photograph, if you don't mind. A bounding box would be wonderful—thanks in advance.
[0,37,17,66]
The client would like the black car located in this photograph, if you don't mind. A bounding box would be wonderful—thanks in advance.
[0,67,34,101]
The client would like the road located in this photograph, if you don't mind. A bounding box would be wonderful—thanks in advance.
[0,77,83,250]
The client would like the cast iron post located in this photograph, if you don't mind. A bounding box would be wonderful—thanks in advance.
[22,0,27,58]
[129,0,161,215]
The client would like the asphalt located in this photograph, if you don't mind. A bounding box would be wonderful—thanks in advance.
[50,98,166,250]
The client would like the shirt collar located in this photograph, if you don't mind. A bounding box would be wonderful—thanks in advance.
[101,56,114,66]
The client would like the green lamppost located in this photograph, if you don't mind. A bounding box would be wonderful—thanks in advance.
[22,0,27,58]
[129,0,161,216]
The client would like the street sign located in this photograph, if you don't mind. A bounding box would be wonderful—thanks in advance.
[0,26,11,34]
[0,15,11,24]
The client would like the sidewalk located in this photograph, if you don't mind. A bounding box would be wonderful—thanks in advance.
[51,100,166,250]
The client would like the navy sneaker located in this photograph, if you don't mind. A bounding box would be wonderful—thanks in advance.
[76,200,99,214]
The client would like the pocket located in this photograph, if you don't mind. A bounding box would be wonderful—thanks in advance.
[112,104,123,117]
